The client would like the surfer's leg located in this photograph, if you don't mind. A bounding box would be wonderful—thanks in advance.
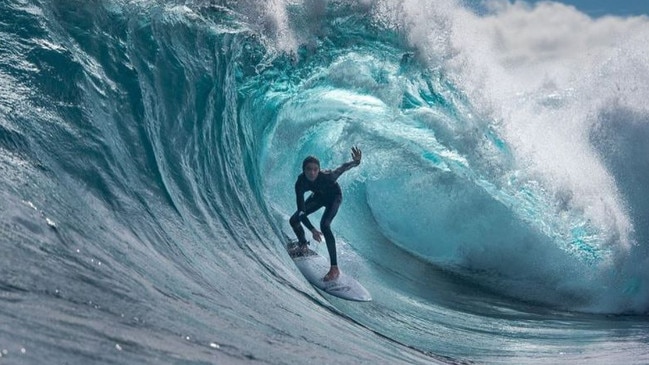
[321,196,341,281]
[289,195,323,247]
[289,212,308,245]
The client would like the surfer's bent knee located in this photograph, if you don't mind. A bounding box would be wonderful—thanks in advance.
[289,212,300,226]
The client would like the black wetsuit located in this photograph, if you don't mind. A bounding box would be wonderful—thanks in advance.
[290,160,359,266]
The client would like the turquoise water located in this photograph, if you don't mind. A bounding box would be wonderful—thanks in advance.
[1,1,648,364]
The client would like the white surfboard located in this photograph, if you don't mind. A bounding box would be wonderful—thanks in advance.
[289,246,372,302]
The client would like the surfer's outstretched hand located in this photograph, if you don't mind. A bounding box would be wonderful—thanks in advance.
[311,229,323,243]
[351,146,362,164]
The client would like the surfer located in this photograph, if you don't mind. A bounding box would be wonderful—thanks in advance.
[290,147,362,281]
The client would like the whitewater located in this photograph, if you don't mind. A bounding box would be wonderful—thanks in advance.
[1,0,648,364]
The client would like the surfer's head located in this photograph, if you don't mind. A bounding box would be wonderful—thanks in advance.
[302,156,320,182]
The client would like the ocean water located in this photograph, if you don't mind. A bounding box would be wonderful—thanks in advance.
[1,0,648,364]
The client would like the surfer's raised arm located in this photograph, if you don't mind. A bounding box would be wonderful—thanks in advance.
[331,146,362,180]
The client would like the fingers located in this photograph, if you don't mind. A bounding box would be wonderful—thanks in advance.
[312,230,323,242]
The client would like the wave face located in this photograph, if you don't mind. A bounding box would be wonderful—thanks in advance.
[1,0,648,364]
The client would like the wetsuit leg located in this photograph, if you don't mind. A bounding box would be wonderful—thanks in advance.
[289,194,324,245]
[320,195,342,266]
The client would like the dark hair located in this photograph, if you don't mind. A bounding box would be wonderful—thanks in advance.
[302,156,320,170]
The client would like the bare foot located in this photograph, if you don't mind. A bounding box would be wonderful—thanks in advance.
[323,266,340,281]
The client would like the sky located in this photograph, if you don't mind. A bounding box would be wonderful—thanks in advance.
[469,0,649,17]
[533,0,648,17]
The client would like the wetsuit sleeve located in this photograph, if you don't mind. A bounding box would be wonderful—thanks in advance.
[331,160,360,181]
[300,213,315,231]
[294,177,316,231]
[295,177,306,214]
